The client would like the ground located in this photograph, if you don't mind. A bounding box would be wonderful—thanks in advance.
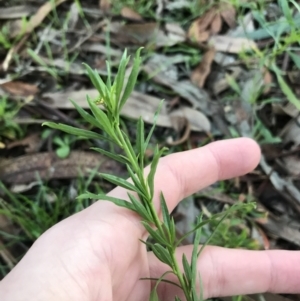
[1,1,300,301]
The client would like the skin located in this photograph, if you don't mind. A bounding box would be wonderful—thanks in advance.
[0,137,300,301]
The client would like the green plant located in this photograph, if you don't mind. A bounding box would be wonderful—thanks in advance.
[43,48,255,301]
[0,96,23,147]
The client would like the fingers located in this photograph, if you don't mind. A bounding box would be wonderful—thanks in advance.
[109,137,261,213]
[148,246,300,300]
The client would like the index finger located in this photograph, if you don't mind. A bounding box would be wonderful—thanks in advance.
[109,137,261,213]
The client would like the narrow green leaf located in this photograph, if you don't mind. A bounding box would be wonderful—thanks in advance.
[160,192,171,230]
[94,71,111,107]
[169,217,176,244]
[83,63,104,94]
[140,277,182,289]
[182,254,192,289]
[87,96,115,138]
[127,193,152,222]
[136,116,145,168]
[147,146,167,198]
[176,218,216,247]
[191,215,203,293]
[119,47,143,110]
[272,63,300,110]
[100,173,140,193]
[151,243,173,267]
[149,288,159,301]
[115,49,129,103]
[279,0,293,24]
[141,221,169,246]
[144,99,164,151]
[105,60,112,89]
[91,147,128,165]
[123,131,139,167]
[126,164,147,199]
[42,122,109,141]
[175,297,182,301]
[70,99,103,130]
[77,192,135,211]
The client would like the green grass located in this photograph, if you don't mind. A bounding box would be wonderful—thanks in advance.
[0,96,24,146]
[0,170,104,279]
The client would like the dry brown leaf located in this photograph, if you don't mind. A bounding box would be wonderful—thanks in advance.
[167,117,191,146]
[208,35,257,53]
[210,13,222,34]
[7,19,23,38]
[23,0,67,36]
[197,9,217,32]
[191,48,216,88]
[99,0,111,12]
[188,8,220,43]
[108,22,185,47]
[43,89,210,132]
[121,7,143,20]
[1,81,39,97]
[0,5,34,19]
[2,0,66,70]
[6,133,41,153]
[263,67,272,94]
[220,3,236,28]
[188,23,210,42]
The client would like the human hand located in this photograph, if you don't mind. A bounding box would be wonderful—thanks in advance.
[1,138,299,301]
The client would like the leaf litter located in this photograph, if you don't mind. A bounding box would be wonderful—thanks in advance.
[1,1,300,298]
